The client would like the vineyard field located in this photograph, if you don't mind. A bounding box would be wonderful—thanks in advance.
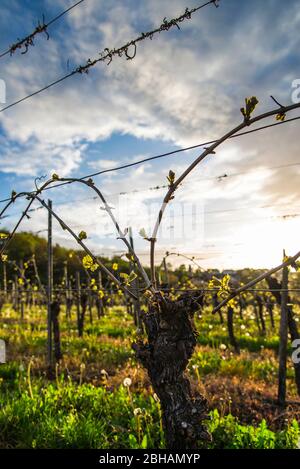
[0,301,300,449]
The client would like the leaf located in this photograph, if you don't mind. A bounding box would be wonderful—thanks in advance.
[241,96,259,120]
[112,263,118,271]
[141,434,148,449]
[128,433,138,449]
[120,271,137,286]
[82,254,98,271]
[120,272,129,280]
[82,255,93,269]
[90,263,99,272]
[276,112,286,122]
[139,228,148,239]
[167,169,176,186]
[125,253,135,262]
[78,230,87,240]
[128,271,137,284]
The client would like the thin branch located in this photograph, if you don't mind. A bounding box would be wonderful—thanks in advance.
[161,251,204,271]
[0,176,148,298]
[33,194,137,299]
[0,197,35,254]
[57,177,153,292]
[0,0,85,59]
[1,115,300,205]
[30,254,46,295]
[0,0,220,113]
[149,101,300,285]
[212,250,300,314]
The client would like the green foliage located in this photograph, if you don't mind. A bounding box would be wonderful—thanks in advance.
[167,170,175,187]
[0,382,164,449]
[276,112,286,122]
[204,410,299,449]
[139,228,150,241]
[0,381,298,449]
[120,271,137,286]
[78,231,87,241]
[0,231,134,287]
[0,293,299,450]
[82,254,98,272]
[240,96,259,121]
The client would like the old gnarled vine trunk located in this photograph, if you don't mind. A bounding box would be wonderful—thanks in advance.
[133,293,210,449]
[266,276,300,396]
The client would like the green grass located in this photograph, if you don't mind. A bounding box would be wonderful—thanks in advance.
[190,349,294,381]
[205,409,299,449]
[0,303,299,449]
[0,375,298,449]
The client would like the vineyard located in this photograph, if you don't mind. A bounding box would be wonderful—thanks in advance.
[0,232,300,450]
[0,0,300,459]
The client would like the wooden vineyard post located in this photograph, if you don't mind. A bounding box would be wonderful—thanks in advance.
[12,277,17,311]
[47,199,53,367]
[157,268,162,288]
[97,270,103,318]
[253,301,262,334]
[129,227,141,330]
[64,262,70,319]
[87,271,93,325]
[265,295,275,329]
[76,271,81,335]
[163,256,170,287]
[3,261,7,302]
[14,275,19,313]
[278,251,289,406]
[266,274,300,397]
[19,260,24,320]
[255,295,266,335]
[227,305,240,354]
[51,301,62,362]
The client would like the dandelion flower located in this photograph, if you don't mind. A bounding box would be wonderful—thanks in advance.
[123,377,132,387]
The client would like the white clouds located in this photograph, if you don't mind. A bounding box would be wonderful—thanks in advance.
[1,0,300,267]
[2,0,299,155]
[87,158,118,170]
[0,138,85,176]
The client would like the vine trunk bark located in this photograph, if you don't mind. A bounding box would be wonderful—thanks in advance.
[266,276,300,396]
[227,306,240,354]
[133,293,211,449]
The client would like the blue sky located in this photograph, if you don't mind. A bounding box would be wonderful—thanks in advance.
[0,0,300,268]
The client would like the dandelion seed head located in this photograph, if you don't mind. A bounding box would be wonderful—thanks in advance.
[123,377,132,387]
